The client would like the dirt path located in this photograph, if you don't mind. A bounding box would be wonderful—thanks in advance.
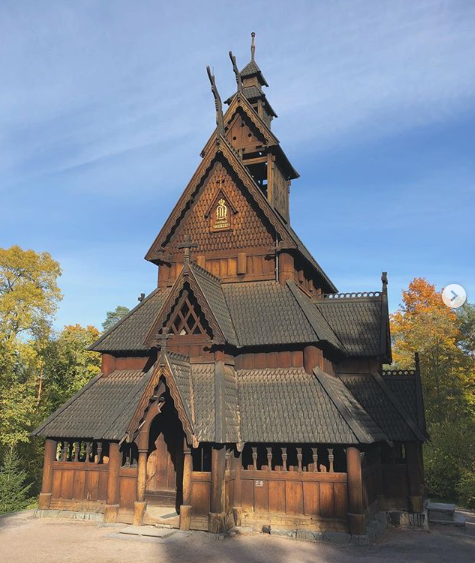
[1,510,474,563]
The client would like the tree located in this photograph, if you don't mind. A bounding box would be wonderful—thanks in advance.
[102,305,130,332]
[0,246,62,448]
[390,278,475,506]
[391,278,473,422]
[0,447,33,514]
[0,245,62,342]
[42,324,101,412]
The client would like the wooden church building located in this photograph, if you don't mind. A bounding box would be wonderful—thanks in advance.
[33,34,427,537]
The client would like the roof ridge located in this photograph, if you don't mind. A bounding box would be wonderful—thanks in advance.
[190,261,222,284]
[369,371,427,442]
[314,367,388,444]
[89,287,162,350]
[318,291,382,301]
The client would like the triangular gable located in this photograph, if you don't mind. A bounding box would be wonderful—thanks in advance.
[200,93,280,159]
[143,264,229,347]
[145,138,292,263]
[125,354,197,447]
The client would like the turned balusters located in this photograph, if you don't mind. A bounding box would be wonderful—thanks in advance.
[266,447,272,471]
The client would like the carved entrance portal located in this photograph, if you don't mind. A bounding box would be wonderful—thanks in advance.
[145,399,184,510]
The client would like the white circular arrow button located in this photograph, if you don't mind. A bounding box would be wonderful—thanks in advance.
[442,284,466,309]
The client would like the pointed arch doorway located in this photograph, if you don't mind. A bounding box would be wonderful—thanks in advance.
[145,394,185,510]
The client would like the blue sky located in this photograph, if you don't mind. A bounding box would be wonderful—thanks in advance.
[1,0,474,330]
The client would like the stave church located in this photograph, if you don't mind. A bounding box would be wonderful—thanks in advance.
[33,34,427,538]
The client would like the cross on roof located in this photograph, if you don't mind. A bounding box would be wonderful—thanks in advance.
[178,235,198,266]
[158,327,173,366]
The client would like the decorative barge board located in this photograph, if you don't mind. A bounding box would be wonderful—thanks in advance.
[32,34,428,537]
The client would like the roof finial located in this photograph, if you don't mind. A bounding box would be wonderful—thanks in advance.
[229,51,243,93]
[206,66,225,137]
[158,327,173,366]
[381,271,388,294]
[251,31,256,61]
[178,234,198,273]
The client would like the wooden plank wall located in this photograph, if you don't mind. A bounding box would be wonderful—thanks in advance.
[190,471,211,516]
[362,459,382,510]
[237,470,347,521]
[50,461,108,511]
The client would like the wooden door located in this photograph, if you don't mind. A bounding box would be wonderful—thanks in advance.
[145,401,184,507]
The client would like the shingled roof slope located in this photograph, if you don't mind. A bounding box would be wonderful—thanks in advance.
[286,281,345,353]
[90,288,171,352]
[32,369,151,440]
[240,60,269,86]
[315,296,383,356]
[191,363,215,442]
[223,281,317,346]
[237,367,385,444]
[190,264,238,346]
[339,373,426,441]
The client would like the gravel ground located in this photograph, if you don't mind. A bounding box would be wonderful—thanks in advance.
[1,510,474,563]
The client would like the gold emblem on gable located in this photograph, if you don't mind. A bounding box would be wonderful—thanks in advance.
[211,197,232,231]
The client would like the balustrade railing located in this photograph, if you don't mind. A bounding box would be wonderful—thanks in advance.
[55,440,108,464]
[241,445,345,473]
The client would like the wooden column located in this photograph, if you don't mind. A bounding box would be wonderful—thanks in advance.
[232,450,242,526]
[179,441,193,531]
[209,445,226,533]
[104,442,121,523]
[405,441,424,512]
[133,449,148,525]
[303,345,322,374]
[38,439,57,510]
[347,446,366,535]
[278,251,294,284]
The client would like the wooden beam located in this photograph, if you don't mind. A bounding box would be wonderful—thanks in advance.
[133,449,148,525]
[104,442,121,523]
[38,439,57,510]
[405,441,424,512]
[347,447,366,535]
[209,445,226,533]
[179,440,193,530]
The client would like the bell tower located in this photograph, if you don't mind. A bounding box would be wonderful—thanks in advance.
[224,33,299,223]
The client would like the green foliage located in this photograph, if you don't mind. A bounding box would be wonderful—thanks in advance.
[102,305,130,332]
[0,246,101,500]
[0,447,33,514]
[42,324,101,412]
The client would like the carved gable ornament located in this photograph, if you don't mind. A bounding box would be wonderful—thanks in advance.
[205,182,238,233]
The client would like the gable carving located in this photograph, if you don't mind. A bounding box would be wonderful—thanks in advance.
[165,286,211,338]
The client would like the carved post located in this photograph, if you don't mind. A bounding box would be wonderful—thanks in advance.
[133,449,148,525]
[104,442,121,523]
[405,441,424,512]
[252,447,258,470]
[96,441,103,464]
[85,442,91,463]
[74,442,80,462]
[347,447,366,535]
[61,441,69,462]
[38,439,57,510]
[266,447,272,471]
[282,447,288,471]
[179,441,193,531]
[328,448,334,473]
[209,445,226,533]
[232,450,242,526]
[311,447,318,472]
[296,448,303,472]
